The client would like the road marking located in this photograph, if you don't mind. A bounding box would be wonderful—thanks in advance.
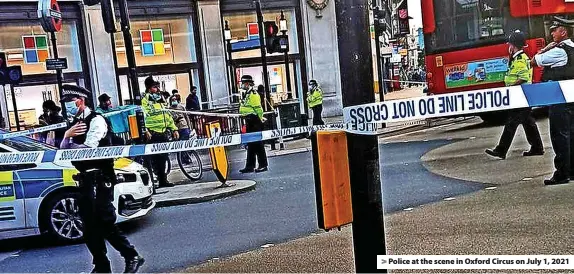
[403,208,413,211]
[444,197,456,201]
[522,178,533,181]
[261,244,274,248]
[485,187,497,190]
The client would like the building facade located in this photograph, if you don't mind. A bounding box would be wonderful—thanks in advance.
[0,0,345,131]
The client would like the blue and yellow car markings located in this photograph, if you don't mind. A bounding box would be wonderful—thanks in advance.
[0,172,15,202]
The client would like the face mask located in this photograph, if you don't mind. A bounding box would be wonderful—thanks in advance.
[65,101,79,116]
[150,93,161,101]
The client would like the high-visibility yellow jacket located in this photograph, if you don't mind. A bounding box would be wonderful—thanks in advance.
[504,51,532,86]
[239,89,264,120]
[142,93,178,133]
[307,87,323,108]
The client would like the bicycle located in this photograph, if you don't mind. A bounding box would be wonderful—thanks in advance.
[131,131,203,186]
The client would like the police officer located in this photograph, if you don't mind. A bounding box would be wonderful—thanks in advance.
[485,30,544,160]
[59,85,144,273]
[239,75,268,173]
[531,17,574,185]
[307,80,324,125]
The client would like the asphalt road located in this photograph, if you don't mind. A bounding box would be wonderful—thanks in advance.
[0,140,486,273]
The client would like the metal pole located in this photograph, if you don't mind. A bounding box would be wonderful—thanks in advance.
[118,0,146,142]
[373,7,385,102]
[10,85,20,131]
[334,0,387,272]
[50,31,67,120]
[254,0,271,112]
[110,32,124,105]
[284,51,292,100]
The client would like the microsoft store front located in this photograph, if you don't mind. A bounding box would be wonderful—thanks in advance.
[113,0,206,108]
[221,0,308,128]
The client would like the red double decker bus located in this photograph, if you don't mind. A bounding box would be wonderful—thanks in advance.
[421,0,574,121]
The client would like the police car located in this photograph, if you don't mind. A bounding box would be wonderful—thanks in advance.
[0,132,155,242]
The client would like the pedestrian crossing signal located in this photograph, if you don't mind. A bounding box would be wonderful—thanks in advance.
[264,21,279,53]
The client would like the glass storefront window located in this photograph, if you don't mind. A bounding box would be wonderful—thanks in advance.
[115,16,197,67]
[119,72,200,107]
[236,62,298,104]
[224,9,299,60]
[0,21,83,75]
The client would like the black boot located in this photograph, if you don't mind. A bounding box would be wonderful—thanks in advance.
[485,149,506,159]
[91,262,112,273]
[124,256,145,273]
[239,168,254,173]
[523,149,544,156]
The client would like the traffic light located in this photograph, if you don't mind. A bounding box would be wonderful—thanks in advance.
[264,21,279,53]
[82,0,116,33]
[0,52,22,85]
[101,0,117,33]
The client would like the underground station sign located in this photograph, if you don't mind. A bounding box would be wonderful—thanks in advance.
[38,0,63,33]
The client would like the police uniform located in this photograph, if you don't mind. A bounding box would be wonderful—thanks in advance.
[141,76,178,188]
[307,80,324,125]
[534,17,574,185]
[239,75,268,173]
[59,85,144,273]
[486,31,544,159]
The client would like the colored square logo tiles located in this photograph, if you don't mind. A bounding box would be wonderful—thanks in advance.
[22,35,49,64]
[140,29,165,56]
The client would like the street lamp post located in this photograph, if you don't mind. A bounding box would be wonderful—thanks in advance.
[224,21,237,104]
[279,10,293,100]
[254,0,271,112]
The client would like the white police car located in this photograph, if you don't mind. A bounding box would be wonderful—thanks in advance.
[0,132,155,242]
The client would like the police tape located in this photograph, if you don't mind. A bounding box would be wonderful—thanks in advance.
[0,123,379,165]
[344,79,574,130]
[0,106,140,141]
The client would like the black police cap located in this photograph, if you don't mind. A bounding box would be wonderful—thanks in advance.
[549,16,574,31]
[60,85,91,102]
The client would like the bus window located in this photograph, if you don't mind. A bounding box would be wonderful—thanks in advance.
[426,0,541,54]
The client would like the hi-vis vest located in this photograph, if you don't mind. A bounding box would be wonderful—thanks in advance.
[504,52,532,86]
[142,93,178,133]
[239,90,264,120]
[307,87,323,108]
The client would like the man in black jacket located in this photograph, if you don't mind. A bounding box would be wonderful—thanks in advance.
[60,85,144,273]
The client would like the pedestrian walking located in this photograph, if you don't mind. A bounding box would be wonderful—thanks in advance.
[96,93,113,113]
[531,16,574,185]
[142,76,180,188]
[169,95,193,140]
[239,75,268,173]
[485,30,544,160]
[59,85,144,273]
[38,100,65,147]
[307,80,324,125]
[185,86,200,111]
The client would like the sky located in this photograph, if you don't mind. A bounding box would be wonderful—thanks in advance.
[407,0,423,30]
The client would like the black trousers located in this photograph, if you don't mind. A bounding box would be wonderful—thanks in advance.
[495,108,543,155]
[244,114,268,169]
[312,104,324,125]
[148,132,170,186]
[78,170,138,269]
[548,104,574,180]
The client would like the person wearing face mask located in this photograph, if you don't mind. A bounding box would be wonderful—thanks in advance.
[485,30,544,161]
[169,95,192,141]
[239,75,268,173]
[59,85,145,273]
[38,100,66,147]
[531,17,574,185]
[142,76,179,188]
[307,80,324,126]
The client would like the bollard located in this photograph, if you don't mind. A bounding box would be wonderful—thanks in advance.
[311,130,353,230]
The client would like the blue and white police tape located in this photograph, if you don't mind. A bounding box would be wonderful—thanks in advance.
[0,123,378,166]
[0,106,140,141]
[344,79,574,130]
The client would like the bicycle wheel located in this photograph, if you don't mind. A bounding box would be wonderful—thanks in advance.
[165,156,172,176]
[177,150,203,181]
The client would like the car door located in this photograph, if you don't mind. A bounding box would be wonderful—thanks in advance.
[0,166,25,233]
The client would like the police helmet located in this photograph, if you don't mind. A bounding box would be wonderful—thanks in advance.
[241,75,254,84]
[508,30,526,48]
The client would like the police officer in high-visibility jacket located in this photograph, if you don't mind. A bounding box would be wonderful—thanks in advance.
[485,30,544,160]
[531,17,574,185]
[142,76,179,188]
[239,75,268,173]
[59,85,144,273]
[307,80,324,125]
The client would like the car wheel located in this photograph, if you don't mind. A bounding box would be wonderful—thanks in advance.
[41,192,84,243]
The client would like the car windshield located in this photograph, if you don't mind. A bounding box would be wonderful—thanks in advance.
[0,129,57,152]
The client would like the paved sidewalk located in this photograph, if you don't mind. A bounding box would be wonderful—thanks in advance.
[184,116,574,273]
[153,180,256,207]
